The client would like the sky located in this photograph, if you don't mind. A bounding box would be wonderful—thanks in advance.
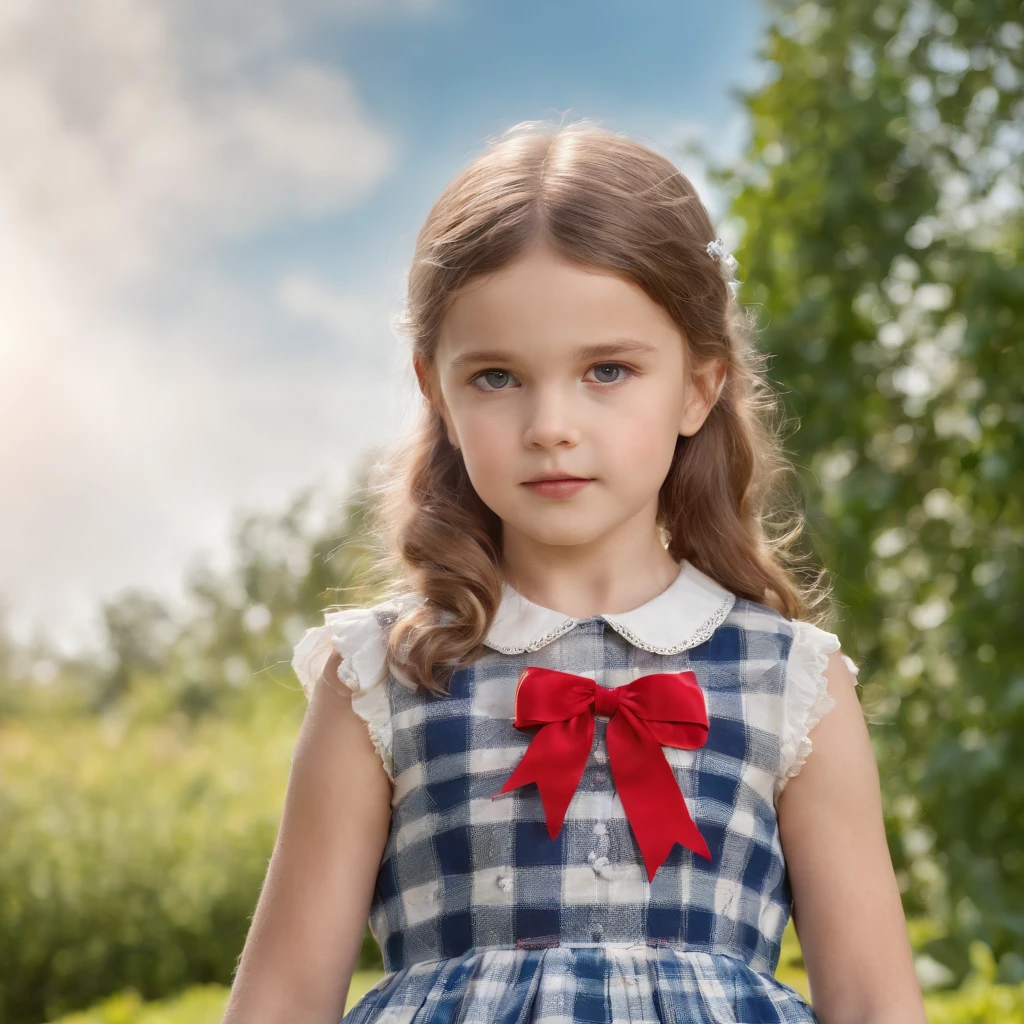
[0,0,769,656]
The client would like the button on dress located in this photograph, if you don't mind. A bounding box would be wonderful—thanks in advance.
[291,559,860,1023]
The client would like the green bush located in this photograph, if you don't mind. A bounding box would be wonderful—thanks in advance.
[923,943,1024,1023]
[48,986,229,1024]
[45,972,385,1024]
[0,709,303,1024]
[721,0,1024,977]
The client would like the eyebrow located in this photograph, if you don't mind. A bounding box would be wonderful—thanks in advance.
[448,338,659,371]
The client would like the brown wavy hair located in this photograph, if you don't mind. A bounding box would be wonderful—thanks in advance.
[358,118,833,695]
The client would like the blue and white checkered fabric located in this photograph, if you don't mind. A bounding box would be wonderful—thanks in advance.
[339,599,822,1022]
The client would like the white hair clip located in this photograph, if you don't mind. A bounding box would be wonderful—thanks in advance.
[706,237,740,295]
[706,238,738,274]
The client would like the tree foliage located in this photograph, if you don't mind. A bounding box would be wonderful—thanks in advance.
[711,0,1023,983]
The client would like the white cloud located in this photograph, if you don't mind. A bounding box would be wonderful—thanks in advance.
[0,268,407,655]
[278,274,383,346]
[0,0,417,653]
[0,0,396,288]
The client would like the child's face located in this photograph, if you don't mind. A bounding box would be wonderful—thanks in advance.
[420,244,724,556]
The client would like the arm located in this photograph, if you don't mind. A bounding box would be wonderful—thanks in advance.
[221,649,392,1024]
[776,649,927,1024]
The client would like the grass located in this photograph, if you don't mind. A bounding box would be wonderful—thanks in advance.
[48,971,385,1023]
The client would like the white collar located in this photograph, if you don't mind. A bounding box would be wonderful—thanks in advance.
[484,558,736,656]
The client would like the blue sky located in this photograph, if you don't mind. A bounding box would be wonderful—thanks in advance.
[0,0,769,656]
[228,1,768,296]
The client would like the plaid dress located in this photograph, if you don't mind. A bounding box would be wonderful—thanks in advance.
[291,560,855,1023]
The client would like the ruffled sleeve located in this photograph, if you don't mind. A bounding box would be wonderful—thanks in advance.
[291,607,395,779]
[773,620,862,804]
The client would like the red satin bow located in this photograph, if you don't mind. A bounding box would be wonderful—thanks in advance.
[494,667,712,879]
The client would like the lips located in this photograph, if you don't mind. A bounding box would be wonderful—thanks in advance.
[523,474,590,483]
[521,476,594,497]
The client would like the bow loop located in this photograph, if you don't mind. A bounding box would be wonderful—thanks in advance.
[510,668,595,727]
[495,666,712,879]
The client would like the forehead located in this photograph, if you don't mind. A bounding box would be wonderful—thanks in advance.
[438,248,685,363]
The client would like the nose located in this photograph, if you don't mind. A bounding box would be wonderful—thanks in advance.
[522,383,581,449]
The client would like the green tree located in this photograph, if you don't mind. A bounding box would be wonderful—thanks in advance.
[110,452,389,724]
[711,0,1023,983]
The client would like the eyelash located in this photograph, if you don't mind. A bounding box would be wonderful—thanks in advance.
[469,363,637,393]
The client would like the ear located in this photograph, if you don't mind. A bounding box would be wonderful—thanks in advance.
[679,357,728,438]
[412,352,433,401]
[413,352,461,449]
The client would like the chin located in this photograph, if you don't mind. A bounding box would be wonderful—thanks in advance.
[505,517,611,548]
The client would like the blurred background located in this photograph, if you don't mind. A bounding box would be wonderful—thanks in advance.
[0,1,1021,1021]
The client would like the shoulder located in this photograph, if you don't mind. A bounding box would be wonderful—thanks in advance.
[715,598,863,800]
[721,596,791,641]
[771,614,862,802]
[290,591,425,700]
[721,598,862,678]
[289,592,426,781]
[714,597,801,667]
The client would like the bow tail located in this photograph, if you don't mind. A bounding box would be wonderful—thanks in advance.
[608,713,712,879]
[496,713,594,840]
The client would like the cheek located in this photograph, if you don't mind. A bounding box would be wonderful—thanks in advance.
[605,402,680,463]
[457,409,512,464]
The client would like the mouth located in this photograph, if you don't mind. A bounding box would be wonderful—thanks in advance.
[522,474,592,484]
[521,476,595,496]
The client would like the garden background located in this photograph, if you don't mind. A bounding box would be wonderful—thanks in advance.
[1,0,1021,1020]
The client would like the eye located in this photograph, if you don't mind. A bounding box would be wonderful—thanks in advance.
[470,369,518,392]
[587,363,634,387]
[468,363,636,392]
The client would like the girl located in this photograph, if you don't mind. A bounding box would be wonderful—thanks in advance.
[222,121,927,1023]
